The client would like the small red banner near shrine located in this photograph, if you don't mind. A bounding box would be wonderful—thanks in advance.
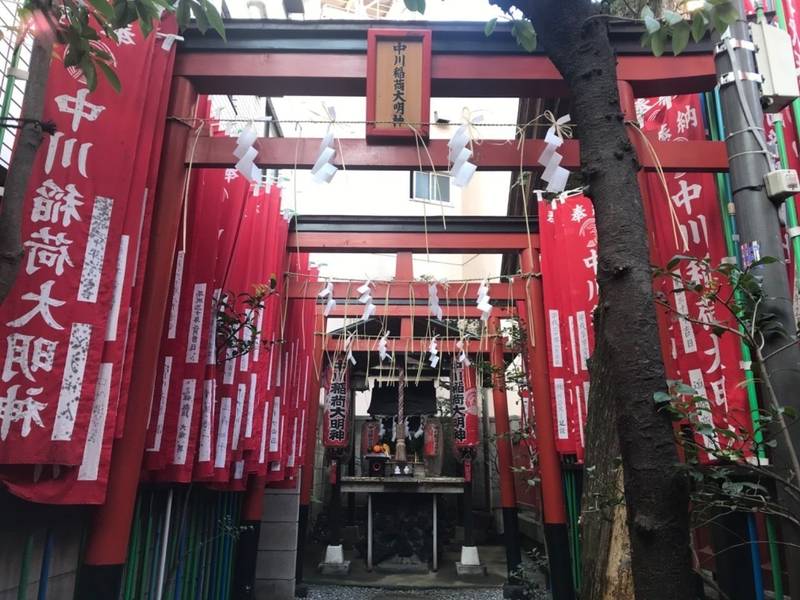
[366,28,431,142]
[322,359,350,448]
[450,361,479,449]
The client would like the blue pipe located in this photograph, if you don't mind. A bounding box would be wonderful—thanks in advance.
[36,529,53,600]
[748,515,766,600]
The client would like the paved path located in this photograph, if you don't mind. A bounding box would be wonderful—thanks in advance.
[308,586,504,600]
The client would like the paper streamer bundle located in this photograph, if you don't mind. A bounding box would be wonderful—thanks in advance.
[537,114,571,193]
[233,124,263,183]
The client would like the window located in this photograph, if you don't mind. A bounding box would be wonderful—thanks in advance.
[411,171,451,205]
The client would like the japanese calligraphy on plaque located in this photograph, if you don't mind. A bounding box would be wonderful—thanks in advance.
[322,359,350,448]
[367,29,431,142]
[449,361,479,449]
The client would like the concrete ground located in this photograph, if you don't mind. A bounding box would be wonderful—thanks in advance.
[307,586,504,599]
[303,543,507,590]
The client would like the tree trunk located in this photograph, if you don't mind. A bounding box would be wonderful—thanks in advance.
[0,33,53,305]
[580,305,634,600]
[496,1,695,598]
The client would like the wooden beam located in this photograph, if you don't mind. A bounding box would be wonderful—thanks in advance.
[325,337,499,354]
[285,232,536,253]
[190,136,728,173]
[318,304,517,318]
[287,280,529,300]
[174,52,716,98]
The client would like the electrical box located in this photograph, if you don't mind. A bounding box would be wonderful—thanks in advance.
[764,169,800,201]
[751,21,800,113]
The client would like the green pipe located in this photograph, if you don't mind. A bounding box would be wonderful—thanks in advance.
[185,496,199,599]
[0,43,21,153]
[146,494,159,599]
[214,494,225,600]
[123,494,143,600]
[766,513,785,599]
[17,533,33,600]
[142,492,156,600]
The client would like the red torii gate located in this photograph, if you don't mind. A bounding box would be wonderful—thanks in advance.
[76,18,727,599]
[284,216,558,586]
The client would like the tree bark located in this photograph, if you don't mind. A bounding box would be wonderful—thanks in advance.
[0,33,53,305]
[494,1,694,598]
[580,304,634,600]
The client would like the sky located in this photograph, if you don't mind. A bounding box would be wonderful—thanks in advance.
[223,0,508,21]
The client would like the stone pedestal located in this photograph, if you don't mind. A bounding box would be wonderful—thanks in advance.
[254,483,300,600]
[318,544,351,575]
[455,545,487,576]
[375,553,429,574]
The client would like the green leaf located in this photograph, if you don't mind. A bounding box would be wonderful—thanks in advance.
[645,15,661,34]
[710,323,727,337]
[654,391,673,404]
[80,56,98,91]
[485,17,497,37]
[403,0,425,13]
[713,1,738,25]
[671,21,691,56]
[751,256,779,267]
[191,0,209,34]
[202,0,225,40]
[640,5,655,20]
[511,19,537,53]
[650,28,666,56]
[97,60,121,92]
[691,11,707,43]
[87,0,114,21]
[666,255,683,270]
[176,0,191,31]
[663,10,682,25]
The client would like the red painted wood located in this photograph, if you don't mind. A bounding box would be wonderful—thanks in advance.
[325,338,504,354]
[519,252,567,525]
[366,29,432,141]
[243,475,268,521]
[489,317,518,509]
[174,52,716,98]
[286,232,536,253]
[83,77,199,565]
[300,313,325,506]
[318,305,517,318]
[189,135,728,173]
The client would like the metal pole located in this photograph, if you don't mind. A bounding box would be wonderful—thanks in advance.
[432,494,438,572]
[154,489,174,600]
[367,493,373,571]
[716,4,800,597]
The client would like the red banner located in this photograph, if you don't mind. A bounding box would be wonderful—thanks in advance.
[322,359,350,448]
[538,194,597,462]
[0,21,177,502]
[0,24,168,467]
[640,94,752,458]
[450,361,479,450]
